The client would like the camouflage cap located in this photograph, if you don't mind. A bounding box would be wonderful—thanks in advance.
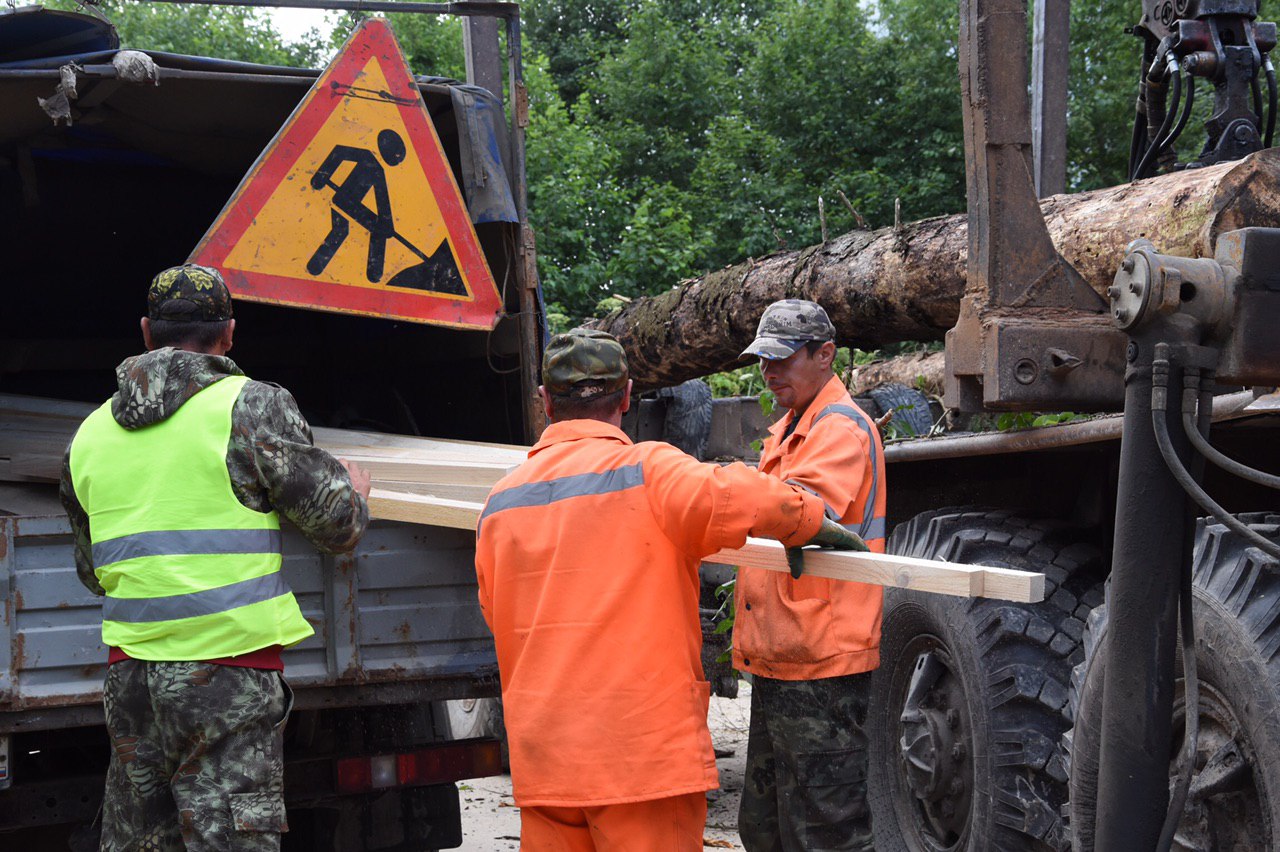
[543,328,629,399]
[741,299,837,360]
[147,264,234,323]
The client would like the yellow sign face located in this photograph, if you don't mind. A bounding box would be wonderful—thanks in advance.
[223,58,455,293]
[190,18,504,329]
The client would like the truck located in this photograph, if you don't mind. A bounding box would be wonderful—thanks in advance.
[0,4,542,848]
[618,0,1280,848]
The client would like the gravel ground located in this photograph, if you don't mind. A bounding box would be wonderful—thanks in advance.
[456,683,753,850]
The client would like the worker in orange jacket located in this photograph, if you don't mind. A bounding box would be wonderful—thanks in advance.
[734,300,887,852]
[474,328,864,852]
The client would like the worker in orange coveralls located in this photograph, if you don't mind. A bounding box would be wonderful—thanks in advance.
[734,300,888,852]
[474,328,866,852]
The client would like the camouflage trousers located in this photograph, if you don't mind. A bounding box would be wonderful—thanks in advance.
[738,672,874,852]
[100,660,292,852]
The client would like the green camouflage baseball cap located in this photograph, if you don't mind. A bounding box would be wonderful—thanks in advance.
[741,299,837,360]
[147,264,234,323]
[543,328,629,399]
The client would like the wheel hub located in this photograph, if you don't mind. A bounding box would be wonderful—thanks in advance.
[1168,684,1264,851]
[900,706,959,801]
[894,646,973,848]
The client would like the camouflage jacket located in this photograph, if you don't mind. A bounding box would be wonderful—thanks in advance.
[59,348,369,596]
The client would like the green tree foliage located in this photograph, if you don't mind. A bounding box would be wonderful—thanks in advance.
[48,0,323,66]
[335,12,466,80]
[523,56,632,322]
[524,0,640,105]
[52,0,1143,327]
[518,0,1144,321]
[1067,0,1144,190]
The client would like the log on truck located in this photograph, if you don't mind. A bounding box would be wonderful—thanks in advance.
[596,149,1280,391]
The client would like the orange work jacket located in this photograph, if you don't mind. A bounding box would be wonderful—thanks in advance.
[474,419,824,808]
[733,374,887,681]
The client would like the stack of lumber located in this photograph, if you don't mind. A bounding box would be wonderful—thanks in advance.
[312,426,525,505]
[311,425,526,530]
[0,394,526,509]
[0,394,1043,603]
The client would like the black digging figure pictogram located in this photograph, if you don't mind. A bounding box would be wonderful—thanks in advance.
[306,128,466,294]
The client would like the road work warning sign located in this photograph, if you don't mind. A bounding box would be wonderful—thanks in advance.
[190,18,504,330]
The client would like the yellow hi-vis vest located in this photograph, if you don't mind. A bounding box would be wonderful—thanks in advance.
[69,374,314,660]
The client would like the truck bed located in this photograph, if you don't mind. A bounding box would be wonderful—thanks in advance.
[0,485,498,732]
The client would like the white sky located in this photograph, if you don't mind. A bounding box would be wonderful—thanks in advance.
[267,8,338,44]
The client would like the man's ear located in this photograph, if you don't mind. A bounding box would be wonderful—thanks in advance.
[819,340,837,370]
[221,319,236,355]
[620,379,633,414]
[539,386,554,421]
[141,317,155,351]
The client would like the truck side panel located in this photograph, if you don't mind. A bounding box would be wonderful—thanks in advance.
[0,514,496,721]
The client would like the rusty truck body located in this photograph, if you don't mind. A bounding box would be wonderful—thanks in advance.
[0,6,540,848]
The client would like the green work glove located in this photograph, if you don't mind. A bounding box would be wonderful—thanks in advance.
[785,517,870,579]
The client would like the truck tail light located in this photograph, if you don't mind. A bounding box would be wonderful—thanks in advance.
[335,739,502,794]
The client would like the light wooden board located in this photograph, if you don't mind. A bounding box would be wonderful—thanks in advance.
[707,537,1044,603]
[337,455,516,487]
[363,490,1044,603]
[367,488,484,531]
[323,443,525,467]
[370,480,494,504]
[314,426,528,462]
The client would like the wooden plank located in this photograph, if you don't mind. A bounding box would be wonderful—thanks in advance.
[335,455,516,487]
[707,537,1045,603]
[323,443,526,468]
[363,490,1043,603]
[370,480,493,504]
[367,488,483,531]
[314,426,528,460]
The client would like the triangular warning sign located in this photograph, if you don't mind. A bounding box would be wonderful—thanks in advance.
[190,18,504,330]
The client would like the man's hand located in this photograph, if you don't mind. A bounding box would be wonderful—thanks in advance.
[785,517,870,579]
[339,458,372,500]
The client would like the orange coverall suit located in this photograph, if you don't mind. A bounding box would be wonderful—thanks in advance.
[474,419,825,852]
[733,374,887,850]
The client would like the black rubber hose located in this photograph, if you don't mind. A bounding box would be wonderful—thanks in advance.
[1130,105,1149,177]
[1165,73,1195,150]
[1183,410,1280,489]
[1133,68,1182,180]
[1157,370,1207,852]
[1152,369,1280,561]
[1253,74,1265,127]
[1266,60,1277,149]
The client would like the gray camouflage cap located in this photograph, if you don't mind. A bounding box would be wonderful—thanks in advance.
[741,299,836,360]
[543,328,629,399]
[147,264,234,323]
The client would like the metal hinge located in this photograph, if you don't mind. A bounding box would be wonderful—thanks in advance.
[514,81,529,128]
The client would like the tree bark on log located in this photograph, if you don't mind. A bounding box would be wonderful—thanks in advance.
[848,351,947,397]
[594,149,1280,391]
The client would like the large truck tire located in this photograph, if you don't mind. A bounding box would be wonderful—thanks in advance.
[658,379,714,459]
[869,508,1104,852]
[866,382,935,437]
[1065,513,1280,851]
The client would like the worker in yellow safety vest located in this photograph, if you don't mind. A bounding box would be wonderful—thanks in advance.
[60,264,371,851]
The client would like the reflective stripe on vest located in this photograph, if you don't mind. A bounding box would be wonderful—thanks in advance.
[93,529,283,569]
[103,571,291,623]
[69,374,313,660]
[812,404,886,541]
[480,463,645,529]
